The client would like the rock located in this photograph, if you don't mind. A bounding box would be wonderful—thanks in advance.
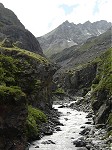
[86,113,93,118]
[58,105,65,108]
[1,38,13,48]
[73,138,87,147]
[95,124,105,129]
[85,144,92,150]
[85,121,92,124]
[55,127,62,131]
[64,118,69,121]
[41,140,55,144]
[79,127,91,135]
[35,145,39,148]
[107,126,112,131]
[53,119,64,126]
[43,127,54,135]
[67,112,71,114]
[80,126,85,129]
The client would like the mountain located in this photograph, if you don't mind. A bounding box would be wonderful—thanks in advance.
[0,3,24,28]
[0,3,42,54]
[37,20,111,57]
[51,27,111,71]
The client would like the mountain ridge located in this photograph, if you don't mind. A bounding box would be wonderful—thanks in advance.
[37,20,111,57]
[0,3,43,54]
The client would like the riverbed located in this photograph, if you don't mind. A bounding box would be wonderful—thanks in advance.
[29,101,92,150]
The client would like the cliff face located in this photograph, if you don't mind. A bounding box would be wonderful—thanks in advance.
[55,62,97,96]
[0,45,56,149]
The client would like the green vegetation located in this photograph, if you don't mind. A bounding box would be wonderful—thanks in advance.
[107,113,112,127]
[53,87,65,95]
[0,45,49,64]
[0,85,26,105]
[91,48,112,133]
[92,48,112,96]
[107,113,112,138]
[0,45,51,141]
[0,54,18,86]
[26,105,47,139]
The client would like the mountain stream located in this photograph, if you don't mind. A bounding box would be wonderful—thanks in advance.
[29,101,92,150]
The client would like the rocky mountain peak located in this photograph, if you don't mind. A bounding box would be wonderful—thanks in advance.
[62,20,70,25]
[37,20,111,57]
[83,21,91,26]
[0,3,43,54]
[0,3,4,8]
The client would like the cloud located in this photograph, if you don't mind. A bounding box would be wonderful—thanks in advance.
[59,4,79,15]
[0,0,111,36]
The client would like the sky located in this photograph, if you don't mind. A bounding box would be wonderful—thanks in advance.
[0,0,112,37]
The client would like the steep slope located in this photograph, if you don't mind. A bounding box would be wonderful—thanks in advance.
[91,48,112,127]
[0,44,56,149]
[0,3,57,149]
[0,3,24,28]
[37,20,111,57]
[0,3,42,54]
[51,28,111,71]
[53,28,111,96]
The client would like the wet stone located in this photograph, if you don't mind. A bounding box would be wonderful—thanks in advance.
[79,127,91,135]
[35,145,39,148]
[73,137,87,147]
[85,121,92,124]
[55,126,62,131]
[41,140,55,145]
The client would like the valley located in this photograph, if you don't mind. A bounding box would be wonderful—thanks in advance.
[0,2,112,150]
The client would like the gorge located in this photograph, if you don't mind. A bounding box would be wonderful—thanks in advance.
[0,3,112,150]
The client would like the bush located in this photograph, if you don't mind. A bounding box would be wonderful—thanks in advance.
[26,105,47,140]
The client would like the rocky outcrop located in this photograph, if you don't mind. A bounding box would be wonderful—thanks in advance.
[55,62,97,96]
[0,45,56,149]
[0,87,27,150]
[91,48,112,128]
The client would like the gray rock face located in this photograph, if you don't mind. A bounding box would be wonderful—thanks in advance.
[37,20,111,57]
[0,3,43,55]
[0,3,24,28]
[56,63,97,95]
[0,25,42,54]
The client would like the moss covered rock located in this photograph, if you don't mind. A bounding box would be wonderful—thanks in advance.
[0,45,56,148]
[26,105,47,140]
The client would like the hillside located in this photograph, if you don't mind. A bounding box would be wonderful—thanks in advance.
[0,3,57,149]
[0,2,112,149]
[51,27,111,71]
[37,20,111,57]
[0,3,42,54]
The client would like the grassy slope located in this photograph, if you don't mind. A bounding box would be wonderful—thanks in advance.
[91,48,112,135]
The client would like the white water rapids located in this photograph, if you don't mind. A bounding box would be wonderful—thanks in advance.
[29,102,90,150]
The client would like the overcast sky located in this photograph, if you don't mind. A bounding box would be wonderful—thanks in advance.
[0,0,111,37]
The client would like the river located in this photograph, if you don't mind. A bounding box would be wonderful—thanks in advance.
[29,102,91,150]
